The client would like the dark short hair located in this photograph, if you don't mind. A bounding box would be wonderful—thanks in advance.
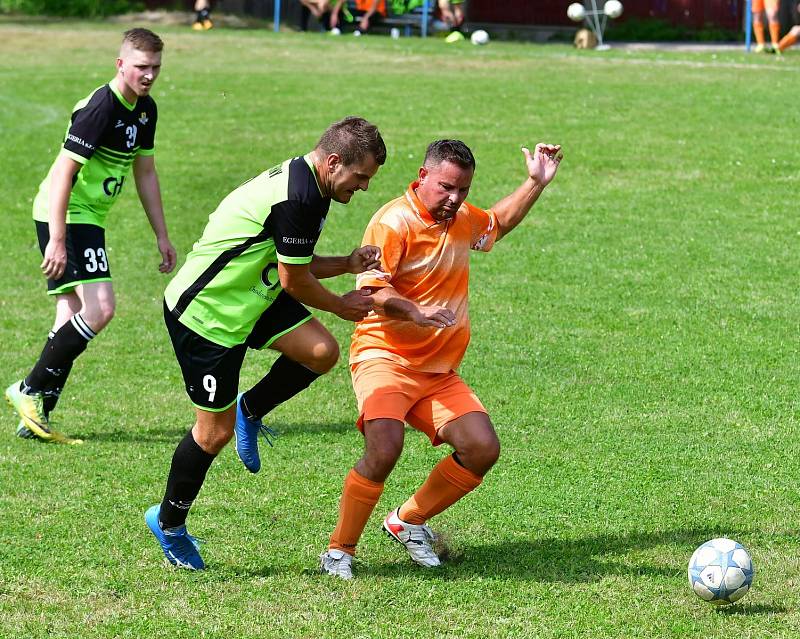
[316,116,386,166]
[423,139,475,171]
[122,28,164,53]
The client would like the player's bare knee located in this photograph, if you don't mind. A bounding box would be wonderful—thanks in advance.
[197,428,233,454]
[459,432,500,474]
[362,444,401,479]
[82,300,115,330]
[309,337,339,372]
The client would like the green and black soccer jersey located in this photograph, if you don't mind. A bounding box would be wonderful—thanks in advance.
[164,155,330,348]
[32,82,157,228]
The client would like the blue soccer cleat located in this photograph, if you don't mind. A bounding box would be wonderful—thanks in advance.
[145,505,205,570]
[234,393,278,474]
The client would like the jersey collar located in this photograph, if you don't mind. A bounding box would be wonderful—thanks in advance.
[109,80,137,111]
[304,153,325,198]
[406,181,441,226]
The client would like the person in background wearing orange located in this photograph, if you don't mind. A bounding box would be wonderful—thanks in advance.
[777,3,800,53]
[319,139,563,579]
[752,0,781,53]
[330,0,386,34]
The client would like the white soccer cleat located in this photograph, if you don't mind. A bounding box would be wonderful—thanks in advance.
[320,549,353,580]
[382,509,441,568]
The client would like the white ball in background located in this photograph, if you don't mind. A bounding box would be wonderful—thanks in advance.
[604,0,623,19]
[353,29,362,37]
[567,2,586,22]
[470,29,489,45]
[329,27,341,35]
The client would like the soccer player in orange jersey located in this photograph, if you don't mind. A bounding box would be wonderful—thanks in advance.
[319,139,562,579]
[752,0,782,53]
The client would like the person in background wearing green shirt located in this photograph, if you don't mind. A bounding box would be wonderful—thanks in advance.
[6,28,176,444]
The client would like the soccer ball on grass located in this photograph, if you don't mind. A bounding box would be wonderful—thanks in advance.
[470,29,489,46]
[688,538,754,605]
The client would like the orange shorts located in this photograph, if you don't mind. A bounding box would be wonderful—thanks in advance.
[752,0,779,11]
[351,358,487,446]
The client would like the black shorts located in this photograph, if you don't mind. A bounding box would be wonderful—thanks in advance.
[164,290,313,411]
[35,221,112,295]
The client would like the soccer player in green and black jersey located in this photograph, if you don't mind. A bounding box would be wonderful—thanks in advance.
[5,29,177,443]
[145,116,386,570]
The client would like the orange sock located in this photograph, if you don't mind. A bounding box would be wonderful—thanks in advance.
[329,469,383,556]
[754,22,765,46]
[769,21,781,47]
[398,454,483,525]
[779,32,798,52]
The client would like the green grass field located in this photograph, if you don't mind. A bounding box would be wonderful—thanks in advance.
[1,20,799,639]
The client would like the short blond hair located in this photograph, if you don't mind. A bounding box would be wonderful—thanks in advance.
[122,28,164,53]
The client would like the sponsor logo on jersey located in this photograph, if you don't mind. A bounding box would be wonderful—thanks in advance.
[260,263,280,289]
[282,237,313,245]
[103,176,125,197]
[139,112,149,125]
[66,134,94,150]
[115,119,125,128]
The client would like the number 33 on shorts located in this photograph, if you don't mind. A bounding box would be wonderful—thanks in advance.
[84,247,109,273]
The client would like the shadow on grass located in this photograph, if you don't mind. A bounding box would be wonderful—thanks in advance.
[66,421,353,444]
[360,527,756,583]
[66,425,188,443]
[716,602,788,615]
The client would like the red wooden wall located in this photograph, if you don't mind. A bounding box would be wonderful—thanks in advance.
[467,1,745,31]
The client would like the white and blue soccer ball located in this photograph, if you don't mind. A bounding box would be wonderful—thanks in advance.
[688,538,754,605]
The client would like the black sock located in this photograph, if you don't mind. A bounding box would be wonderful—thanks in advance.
[200,8,210,20]
[241,355,321,421]
[320,11,331,30]
[300,6,311,30]
[32,331,73,416]
[159,430,217,529]
[24,315,95,394]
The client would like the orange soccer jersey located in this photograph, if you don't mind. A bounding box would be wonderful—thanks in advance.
[350,181,499,374]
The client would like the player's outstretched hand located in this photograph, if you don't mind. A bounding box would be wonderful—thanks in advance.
[158,237,177,273]
[523,143,563,187]
[348,245,384,274]
[337,288,375,321]
[412,305,456,329]
[41,238,67,280]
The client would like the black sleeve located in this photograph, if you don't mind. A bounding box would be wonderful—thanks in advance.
[269,199,325,263]
[62,90,112,161]
[139,99,157,152]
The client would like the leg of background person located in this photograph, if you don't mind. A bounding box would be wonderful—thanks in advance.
[767,6,781,48]
[23,281,114,397]
[778,25,800,51]
[398,411,499,524]
[158,405,234,529]
[753,11,766,48]
[40,292,82,415]
[328,418,405,555]
[239,318,337,421]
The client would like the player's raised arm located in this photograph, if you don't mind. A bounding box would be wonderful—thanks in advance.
[491,143,563,241]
